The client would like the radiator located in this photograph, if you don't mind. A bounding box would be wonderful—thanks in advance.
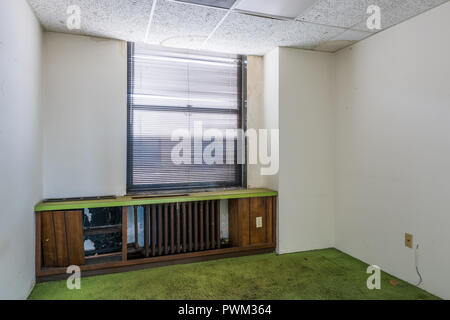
[138,200,221,257]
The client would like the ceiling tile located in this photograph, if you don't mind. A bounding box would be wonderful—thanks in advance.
[351,0,449,32]
[236,0,319,19]
[27,0,449,56]
[297,0,368,28]
[313,29,372,53]
[27,0,154,42]
[332,29,372,41]
[204,12,343,55]
[145,0,226,49]
[314,1,448,50]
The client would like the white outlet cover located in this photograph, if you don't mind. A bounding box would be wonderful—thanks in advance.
[256,217,263,228]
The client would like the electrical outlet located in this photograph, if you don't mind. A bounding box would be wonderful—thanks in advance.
[405,233,413,248]
[256,217,263,228]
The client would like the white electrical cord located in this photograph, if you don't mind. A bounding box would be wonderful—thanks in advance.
[415,244,423,286]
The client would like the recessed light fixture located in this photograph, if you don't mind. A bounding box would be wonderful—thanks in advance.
[236,0,318,19]
[173,0,237,10]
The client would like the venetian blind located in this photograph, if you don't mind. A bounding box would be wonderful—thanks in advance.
[127,43,245,192]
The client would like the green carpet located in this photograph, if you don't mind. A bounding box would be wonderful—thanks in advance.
[28,248,439,300]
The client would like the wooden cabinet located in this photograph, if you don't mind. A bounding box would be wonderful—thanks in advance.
[228,196,276,247]
[40,211,84,267]
[35,190,277,280]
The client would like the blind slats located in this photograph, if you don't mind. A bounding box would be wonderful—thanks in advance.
[127,43,244,191]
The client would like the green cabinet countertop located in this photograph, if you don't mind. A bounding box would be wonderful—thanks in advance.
[34,188,278,212]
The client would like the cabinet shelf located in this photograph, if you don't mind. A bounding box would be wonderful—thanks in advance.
[84,224,122,236]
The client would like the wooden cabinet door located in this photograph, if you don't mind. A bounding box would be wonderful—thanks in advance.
[249,197,268,245]
[40,211,85,267]
[228,198,250,247]
[228,196,276,247]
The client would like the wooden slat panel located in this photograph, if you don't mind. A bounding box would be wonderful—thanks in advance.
[151,205,157,256]
[35,213,42,273]
[65,211,84,266]
[158,204,163,255]
[53,211,69,267]
[272,197,277,245]
[249,197,267,245]
[134,206,139,249]
[266,197,273,244]
[41,212,57,267]
[164,204,169,255]
[176,203,181,253]
[188,202,193,252]
[182,203,187,253]
[205,201,210,249]
[237,199,250,247]
[122,207,127,261]
[215,200,221,249]
[210,200,216,249]
[228,200,237,247]
[193,202,198,251]
[199,201,204,251]
[170,204,175,254]
[144,205,149,257]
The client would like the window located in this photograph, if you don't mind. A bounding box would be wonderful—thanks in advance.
[127,43,246,192]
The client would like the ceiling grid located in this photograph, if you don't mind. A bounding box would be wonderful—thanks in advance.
[27,0,449,55]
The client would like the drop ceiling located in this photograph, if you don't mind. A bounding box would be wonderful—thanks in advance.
[27,0,448,55]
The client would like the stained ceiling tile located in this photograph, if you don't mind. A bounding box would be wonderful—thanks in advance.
[27,0,154,42]
[204,12,343,55]
[145,0,226,49]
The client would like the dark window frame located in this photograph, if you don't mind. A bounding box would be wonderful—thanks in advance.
[127,42,247,193]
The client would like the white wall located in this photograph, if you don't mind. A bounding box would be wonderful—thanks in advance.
[334,2,450,299]
[262,47,335,254]
[0,0,43,299]
[277,48,335,254]
[261,49,281,251]
[43,32,127,198]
